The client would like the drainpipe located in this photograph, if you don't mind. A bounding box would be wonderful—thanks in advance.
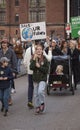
[67,0,70,39]
[67,0,70,24]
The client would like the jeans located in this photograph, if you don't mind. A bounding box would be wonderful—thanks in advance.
[17,58,22,73]
[0,88,10,110]
[28,74,34,103]
[10,79,15,89]
[34,81,46,107]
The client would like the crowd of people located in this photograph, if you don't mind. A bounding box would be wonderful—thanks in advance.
[0,36,80,116]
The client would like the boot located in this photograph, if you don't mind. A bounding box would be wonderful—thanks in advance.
[1,105,4,112]
[4,109,8,117]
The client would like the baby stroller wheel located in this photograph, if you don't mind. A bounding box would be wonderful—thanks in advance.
[47,84,51,95]
[72,85,75,95]
[69,84,75,95]
[72,88,74,95]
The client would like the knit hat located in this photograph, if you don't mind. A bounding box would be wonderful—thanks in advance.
[0,57,10,63]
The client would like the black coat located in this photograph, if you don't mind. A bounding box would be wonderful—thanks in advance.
[47,47,63,74]
[67,48,80,84]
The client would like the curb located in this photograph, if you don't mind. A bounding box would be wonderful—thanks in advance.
[17,72,27,78]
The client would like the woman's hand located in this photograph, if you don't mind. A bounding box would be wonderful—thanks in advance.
[3,77,8,80]
[33,53,38,60]
[36,62,40,68]
[0,77,4,80]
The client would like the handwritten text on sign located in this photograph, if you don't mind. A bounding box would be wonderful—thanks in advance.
[20,22,46,41]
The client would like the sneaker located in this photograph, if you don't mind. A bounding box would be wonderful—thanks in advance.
[11,88,16,94]
[40,103,45,113]
[27,102,34,109]
[35,107,40,115]
[8,98,13,106]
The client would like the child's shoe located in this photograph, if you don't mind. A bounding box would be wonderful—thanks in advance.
[35,107,40,115]
[40,103,45,113]
[11,88,16,94]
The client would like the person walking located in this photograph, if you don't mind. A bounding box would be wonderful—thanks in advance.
[23,40,36,109]
[13,40,23,73]
[0,57,13,116]
[23,39,51,109]
[0,38,17,105]
[67,40,80,90]
[30,43,49,114]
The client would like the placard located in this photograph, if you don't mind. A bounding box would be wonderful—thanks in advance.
[20,22,46,41]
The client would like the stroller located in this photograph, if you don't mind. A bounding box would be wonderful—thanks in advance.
[47,55,75,95]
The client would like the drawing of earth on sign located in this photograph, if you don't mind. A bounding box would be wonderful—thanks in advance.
[22,28,33,40]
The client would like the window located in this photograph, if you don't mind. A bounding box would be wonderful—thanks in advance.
[0,10,6,23]
[0,0,5,4]
[39,11,45,21]
[0,0,6,7]
[15,14,19,23]
[29,0,46,22]
[15,0,19,6]
[0,30,5,35]
[78,0,80,15]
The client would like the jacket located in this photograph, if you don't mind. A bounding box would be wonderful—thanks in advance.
[0,66,13,89]
[13,44,23,59]
[23,44,35,74]
[0,48,17,73]
[30,57,49,82]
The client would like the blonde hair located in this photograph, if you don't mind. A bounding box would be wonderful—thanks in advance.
[56,65,63,74]
[70,40,78,48]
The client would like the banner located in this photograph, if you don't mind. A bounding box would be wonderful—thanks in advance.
[20,22,46,41]
[71,16,80,38]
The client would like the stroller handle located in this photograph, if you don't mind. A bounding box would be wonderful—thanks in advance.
[52,55,70,60]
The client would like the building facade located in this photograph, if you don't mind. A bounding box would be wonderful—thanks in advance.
[0,0,79,40]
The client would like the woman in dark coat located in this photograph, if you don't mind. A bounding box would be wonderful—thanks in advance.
[68,40,80,89]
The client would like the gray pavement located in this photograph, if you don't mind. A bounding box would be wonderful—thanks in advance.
[0,65,80,130]
[17,63,27,77]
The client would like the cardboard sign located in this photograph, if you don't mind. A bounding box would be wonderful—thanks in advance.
[20,22,46,41]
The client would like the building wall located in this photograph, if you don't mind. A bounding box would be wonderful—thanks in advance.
[46,0,65,23]
[0,0,66,40]
[46,0,65,37]
[6,0,28,24]
[4,0,29,39]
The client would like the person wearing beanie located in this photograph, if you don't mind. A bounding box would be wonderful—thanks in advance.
[0,57,13,116]
[0,38,17,105]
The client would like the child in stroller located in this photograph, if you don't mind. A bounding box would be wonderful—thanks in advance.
[55,65,63,75]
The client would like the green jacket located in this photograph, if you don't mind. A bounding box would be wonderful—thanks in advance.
[30,57,49,82]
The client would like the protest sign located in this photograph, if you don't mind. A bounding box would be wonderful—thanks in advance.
[71,16,80,38]
[20,22,46,41]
